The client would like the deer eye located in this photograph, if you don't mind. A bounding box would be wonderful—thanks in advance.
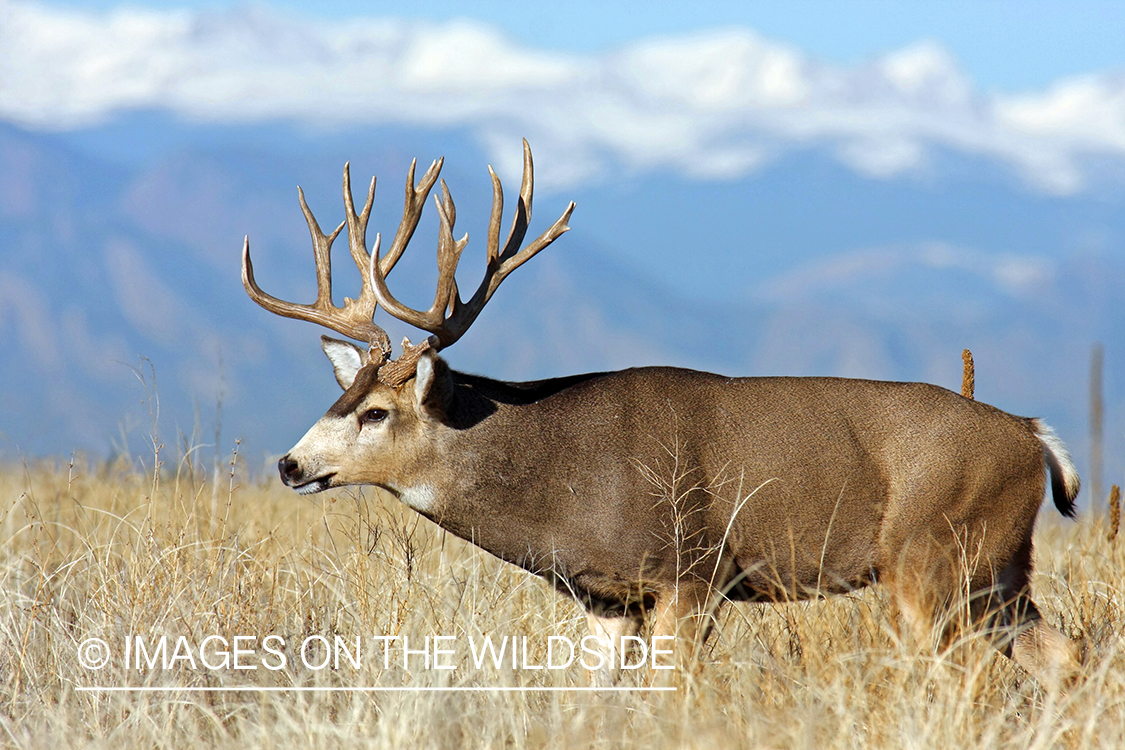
[361,408,388,425]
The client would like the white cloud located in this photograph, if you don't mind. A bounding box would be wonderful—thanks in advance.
[1,1,1123,193]
[615,30,809,110]
[995,75,1125,149]
[879,41,971,105]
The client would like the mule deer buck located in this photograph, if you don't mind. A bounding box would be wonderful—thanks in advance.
[242,140,1080,683]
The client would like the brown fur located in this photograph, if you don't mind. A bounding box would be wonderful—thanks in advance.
[281,353,1081,684]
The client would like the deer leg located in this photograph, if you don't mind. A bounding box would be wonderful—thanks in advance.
[585,611,642,684]
[651,583,718,671]
[1003,597,1079,686]
[891,593,939,651]
[982,537,1079,686]
[889,530,1080,686]
[882,538,955,652]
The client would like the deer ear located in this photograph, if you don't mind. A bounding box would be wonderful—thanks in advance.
[321,336,365,390]
[413,350,453,422]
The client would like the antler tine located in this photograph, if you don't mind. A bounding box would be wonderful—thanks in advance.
[439,177,456,229]
[380,157,444,276]
[433,180,468,317]
[492,201,575,289]
[367,186,468,344]
[369,140,574,351]
[241,184,343,318]
[486,165,504,266]
[489,139,574,285]
[341,162,379,309]
[497,138,535,262]
[452,140,574,337]
[242,176,392,352]
[298,185,344,307]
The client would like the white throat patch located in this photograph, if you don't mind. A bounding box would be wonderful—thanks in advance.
[398,484,438,514]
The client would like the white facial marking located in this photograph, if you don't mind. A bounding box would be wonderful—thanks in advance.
[291,414,353,457]
[286,415,355,491]
[295,479,329,496]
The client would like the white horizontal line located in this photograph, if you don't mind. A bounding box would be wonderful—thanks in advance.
[76,686,676,693]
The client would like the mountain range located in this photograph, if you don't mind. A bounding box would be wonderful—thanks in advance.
[0,115,1120,505]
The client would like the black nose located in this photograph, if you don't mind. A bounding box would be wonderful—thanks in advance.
[278,455,301,486]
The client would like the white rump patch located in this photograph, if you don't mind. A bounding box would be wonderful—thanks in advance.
[1033,419,1081,498]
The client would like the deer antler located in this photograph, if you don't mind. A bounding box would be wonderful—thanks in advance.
[243,164,385,354]
[242,140,574,386]
[242,157,443,362]
[369,139,575,352]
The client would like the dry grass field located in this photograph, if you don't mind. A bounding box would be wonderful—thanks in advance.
[2,448,1123,749]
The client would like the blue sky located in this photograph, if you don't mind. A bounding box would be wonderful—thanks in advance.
[1,0,1122,474]
[6,0,1125,197]
[36,0,1125,91]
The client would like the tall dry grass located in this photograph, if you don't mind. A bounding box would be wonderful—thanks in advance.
[1,449,1124,749]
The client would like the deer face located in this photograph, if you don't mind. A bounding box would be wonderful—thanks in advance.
[277,338,452,510]
[242,141,569,512]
